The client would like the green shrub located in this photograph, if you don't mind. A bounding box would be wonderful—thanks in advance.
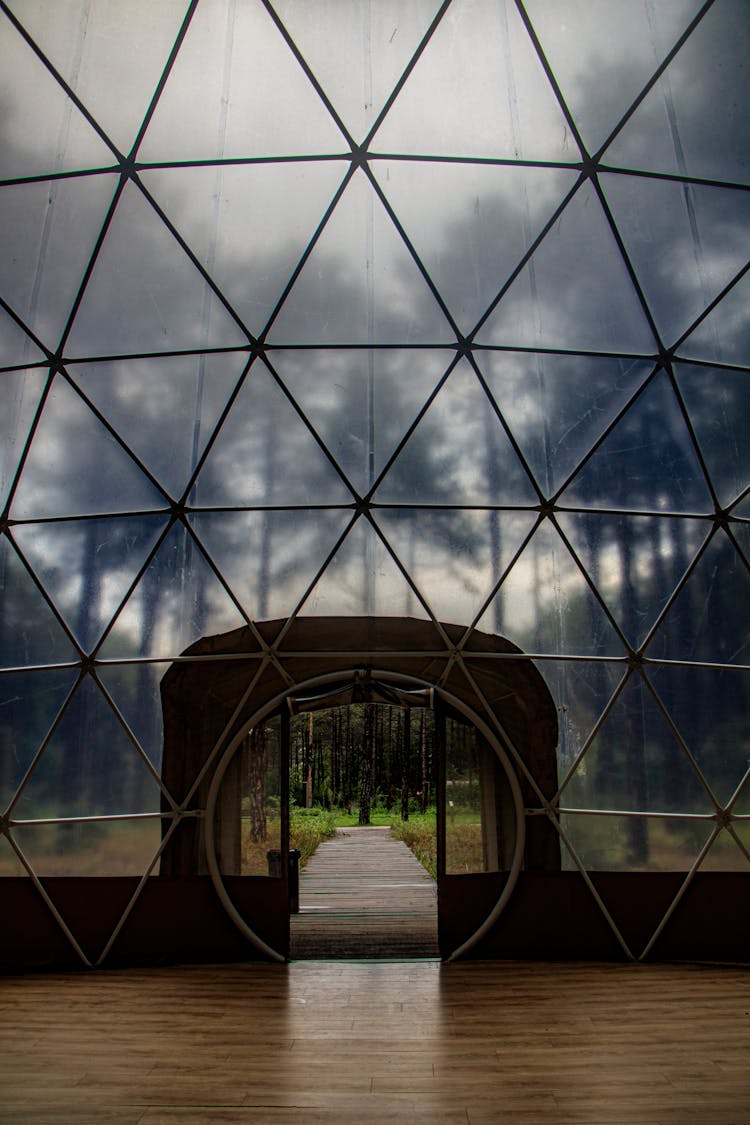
[289,806,337,865]
[391,812,437,879]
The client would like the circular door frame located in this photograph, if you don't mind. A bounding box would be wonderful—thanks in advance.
[205,667,526,962]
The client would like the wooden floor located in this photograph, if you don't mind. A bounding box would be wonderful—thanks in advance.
[290,826,438,959]
[1,960,749,1124]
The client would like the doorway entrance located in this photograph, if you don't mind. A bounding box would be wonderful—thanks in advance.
[204,674,530,961]
[159,616,560,961]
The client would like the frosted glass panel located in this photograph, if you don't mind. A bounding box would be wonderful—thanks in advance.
[560,672,713,816]
[561,812,714,872]
[0,9,113,179]
[12,817,162,877]
[6,0,189,157]
[603,0,750,184]
[0,669,75,809]
[524,0,704,155]
[0,176,116,348]
[14,675,162,819]
[11,376,167,519]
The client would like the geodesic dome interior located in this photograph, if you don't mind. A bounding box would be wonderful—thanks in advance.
[1,0,749,966]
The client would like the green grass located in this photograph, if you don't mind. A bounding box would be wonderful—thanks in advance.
[390,812,437,879]
[290,807,338,865]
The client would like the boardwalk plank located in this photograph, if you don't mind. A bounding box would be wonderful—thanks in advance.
[290,826,439,959]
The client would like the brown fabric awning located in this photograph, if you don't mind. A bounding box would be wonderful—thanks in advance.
[159,616,560,875]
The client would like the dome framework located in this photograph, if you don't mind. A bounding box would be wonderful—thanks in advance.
[0,0,748,967]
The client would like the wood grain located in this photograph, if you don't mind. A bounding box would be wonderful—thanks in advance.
[1,960,749,1123]
[290,825,439,959]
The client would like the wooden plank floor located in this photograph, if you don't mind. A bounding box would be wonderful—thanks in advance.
[290,826,439,959]
[1,960,749,1124]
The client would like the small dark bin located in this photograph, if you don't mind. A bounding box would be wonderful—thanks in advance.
[266,848,301,913]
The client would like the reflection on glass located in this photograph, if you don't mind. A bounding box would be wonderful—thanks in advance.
[700,822,750,872]
[11,817,162,877]
[444,714,514,874]
[214,716,282,877]
[14,673,162,820]
[560,812,714,872]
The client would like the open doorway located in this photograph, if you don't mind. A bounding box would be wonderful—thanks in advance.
[287,699,439,959]
[160,617,560,961]
[207,678,527,960]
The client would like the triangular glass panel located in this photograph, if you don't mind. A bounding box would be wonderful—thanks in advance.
[0,9,114,179]
[14,674,161,820]
[97,661,168,776]
[64,181,248,358]
[138,0,346,161]
[0,175,117,351]
[733,776,750,817]
[300,515,422,618]
[558,512,708,651]
[733,521,750,570]
[372,0,575,161]
[646,662,750,808]
[560,370,713,514]
[0,306,44,368]
[647,528,750,666]
[189,509,353,623]
[603,0,750,184]
[14,515,167,654]
[525,0,704,156]
[6,0,188,158]
[700,822,750,871]
[481,352,653,497]
[376,508,538,627]
[0,367,47,511]
[675,363,750,509]
[375,359,538,506]
[272,348,452,495]
[533,658,625,786]
[194,359,353,505]
[678,270,750,367]
[0,668,77,811]
[560,811,714,872]
[13,817,161,877]
[601,176,750,348]
[142,163,345,339]
[272,0,441,144]
[97,520,242,661]
[11,374,168,519]
[0,835,27,876]
[478,518,626,657]
[559,671,713,815]
[69,352,245,502]
[0,534,78,669]
[373,162,579,335]
[267,169,454,345]
[475,182,657,353]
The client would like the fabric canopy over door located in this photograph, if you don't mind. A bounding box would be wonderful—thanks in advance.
[158,616,559,958]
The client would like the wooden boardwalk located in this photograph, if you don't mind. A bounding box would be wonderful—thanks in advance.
[290,825,439,959]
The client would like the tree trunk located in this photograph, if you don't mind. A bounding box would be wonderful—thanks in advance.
[420,708,429,813]
[401,706,411,821]
[247,725,267,843]
[359,702,375,825]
